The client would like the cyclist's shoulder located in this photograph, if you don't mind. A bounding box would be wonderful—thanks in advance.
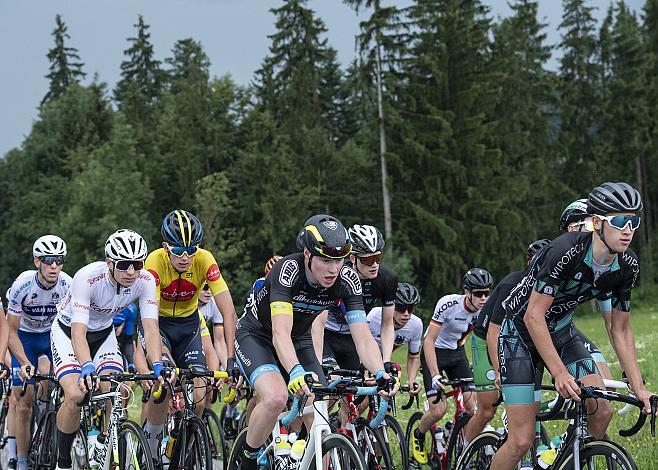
[376,264,397,282]
[267,253,304,289]
[11,270,37,288]
[366,306,383,321]
[542,232,590,259]
[498,270,526,287]
[337,264,362,296]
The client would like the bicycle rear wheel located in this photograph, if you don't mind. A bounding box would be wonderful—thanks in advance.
[555,440,637,470]
[309,433,367,470]
[118,419,155,470]
[203,408,229,470]
[357,425,394,469]
[226,427,272,469]
[454,430,500,470]
[445,413,472,469]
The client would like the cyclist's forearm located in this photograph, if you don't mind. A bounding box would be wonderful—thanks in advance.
[487,324,501,374]
[7,315,28,365]
[407,355,420,385]
[0,314,9,361]
[272,330,300,373]
[213,325,228,369]
[611,312,644,392]
[141,318,164,366]
[380,306,395,362]
[423,333,440,377]
[214,290,237,358]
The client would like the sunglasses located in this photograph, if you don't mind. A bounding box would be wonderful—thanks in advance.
[314,243,352,259]
[38,255,65,266]
[356,253,384,267]
[166,243,199,258]
[596,214,641,231]
[114,260,144,271]
[395,304,416,314]
[569,220,594,232]
[470,290,490,298]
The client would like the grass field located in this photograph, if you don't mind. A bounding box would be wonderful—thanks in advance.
[126,305,658,466]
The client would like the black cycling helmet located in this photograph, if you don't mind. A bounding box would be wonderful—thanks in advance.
[559,199,588,232]
[463,268,494,290]
[297,214,352,259]
[527,238,551,263]
[587,182,643,215]
[162,209,204,247]
[395,282,421,305]
[349,224,385,254]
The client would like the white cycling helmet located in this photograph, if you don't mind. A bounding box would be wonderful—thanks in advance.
[349,224,385,254]
[33,235,67,257]
[105,229,148,261]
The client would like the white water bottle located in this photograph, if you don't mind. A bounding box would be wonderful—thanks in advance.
[434,426,445,454]
[89,432,107,468]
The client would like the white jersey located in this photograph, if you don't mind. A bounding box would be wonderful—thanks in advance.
[367,307,422,355]
[429,294,479,350]
[7,270,72,333]
[56,262,158,332]
[199,298,224,325]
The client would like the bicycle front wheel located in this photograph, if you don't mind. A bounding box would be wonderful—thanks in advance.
[383,414,408,470]
[28,410,58,470]
[203,408,229,470]
[119,419,155,470]
[309,433,367,470]
[182,416,213,470]
[445,413,472,469]
[357,425,394,469]
[555,440,637,470]
[454,430,500,470]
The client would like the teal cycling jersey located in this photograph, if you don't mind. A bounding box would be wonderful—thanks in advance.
[503,231,638,343]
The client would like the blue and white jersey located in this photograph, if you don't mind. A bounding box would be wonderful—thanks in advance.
[7,270,72,333]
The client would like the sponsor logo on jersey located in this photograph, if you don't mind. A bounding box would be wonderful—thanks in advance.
[88,273,106,286]
[279,260,299,288]
[161,278,198,302]
[52,292,60,302]
[549,243,584,280]
[322,220,338,230]
[340,267,362,295]
[435,299,458,314]
[543,286,554,295]
[574,272,582,280]
[207,263,221,282]
[31,293,38,300]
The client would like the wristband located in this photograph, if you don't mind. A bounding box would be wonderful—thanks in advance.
[289,364,305,380]
[80,361,96,379]
[375,369,386,380]
[152,361,165,378]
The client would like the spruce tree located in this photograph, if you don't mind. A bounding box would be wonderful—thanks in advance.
[42,14,86,105]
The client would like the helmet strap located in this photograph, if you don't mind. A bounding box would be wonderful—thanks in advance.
[110,263,127,293]
[465,293,478,313]
[595,221,618,255]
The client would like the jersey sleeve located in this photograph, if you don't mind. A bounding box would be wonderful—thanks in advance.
[69,272,94,326]
[431,296,451,325]
[136,271,159,321]
[533,237,582,297]
[381,267,398,307]
[7,276,27,316]
[338,266,366,324]
[490,279,518,326]
[366,308,381,337]
[267,258,298,317]
[408,317,422,355]
[611,251,639,312]
[203,251,229,295]
[145,251,162,300]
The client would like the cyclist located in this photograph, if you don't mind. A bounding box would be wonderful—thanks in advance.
[464,239,550,445]
[560,198,614,380]
[113,302,138,371]
[367,282,423,395]
[51,229,169,470]
[0,290,9,375]
[234,214,394,470]
[412,268,493,465]
[2,288,16,470]
[199,283,227,370]
[141,209,239,456]
[6,235,71,470]
[491,182,655,469]
[317,224,397,372]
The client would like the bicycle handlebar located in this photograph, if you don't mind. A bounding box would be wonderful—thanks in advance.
[580,387,657,437]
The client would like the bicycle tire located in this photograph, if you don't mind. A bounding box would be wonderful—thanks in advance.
[405,411,432,470]
[118,419,155,470]
[226,427,273,469]
[445,413,472,469]
[454,430,500,470]
[555,439,637,470]
[309,432,367,470]
[383,414,408,470]
[203,408,229,470]
[357,425,394,469]
[28,410,58,470]
[70,428,89,470]
[179,416,213,470]
[219,404,238,442]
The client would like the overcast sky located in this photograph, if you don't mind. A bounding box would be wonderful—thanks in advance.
[0,0,644,157]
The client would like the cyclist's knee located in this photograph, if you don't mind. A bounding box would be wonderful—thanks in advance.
[506,429,534,457]
[63,389,85,408]
[16,393,32,416]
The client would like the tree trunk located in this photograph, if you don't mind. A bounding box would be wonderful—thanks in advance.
[375,16,392,250]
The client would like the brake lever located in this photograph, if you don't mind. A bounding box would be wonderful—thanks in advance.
[651,395,657,438]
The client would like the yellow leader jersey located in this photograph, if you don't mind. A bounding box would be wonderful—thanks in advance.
[145,247,228,318]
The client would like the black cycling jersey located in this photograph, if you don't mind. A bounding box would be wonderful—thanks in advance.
[244,253,365,338]
[325,262,397,333]
[473,271,525,339]
[504,232,639,343]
